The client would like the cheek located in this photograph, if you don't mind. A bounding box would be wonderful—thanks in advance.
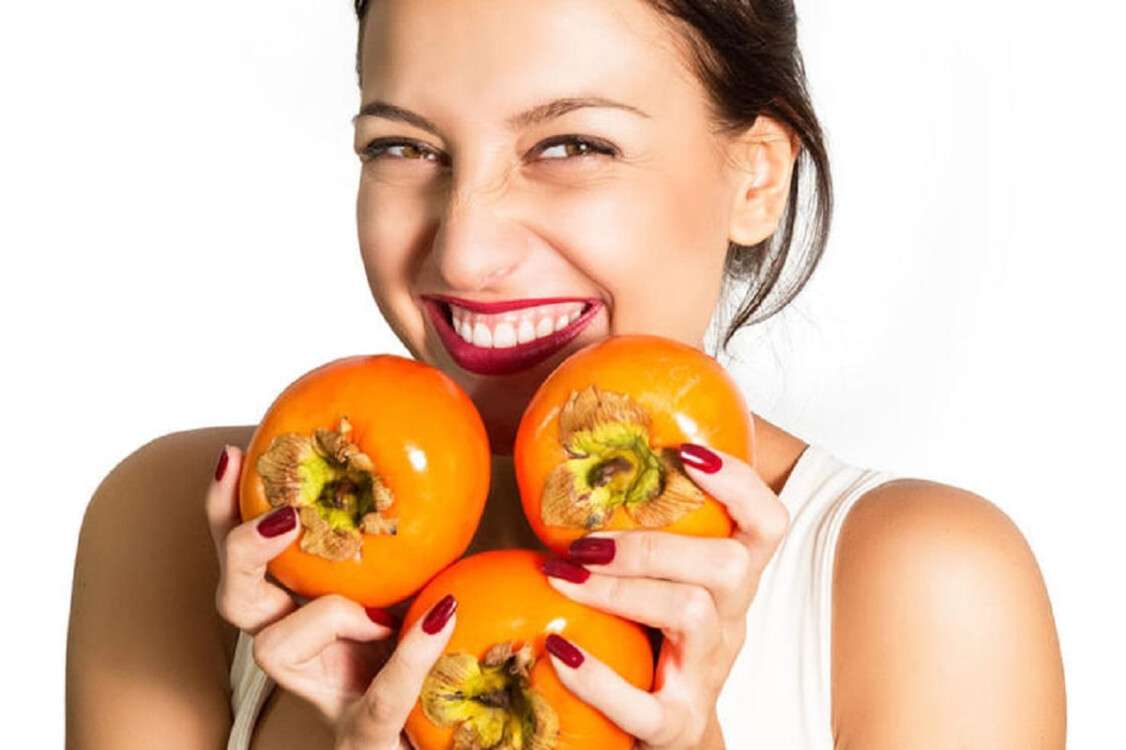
[355,183,435,349]
[540,172,728,337]
[356,182,428,285]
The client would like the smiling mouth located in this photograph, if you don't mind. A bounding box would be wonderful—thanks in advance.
[423,297,601,376]
[441,300,592,345]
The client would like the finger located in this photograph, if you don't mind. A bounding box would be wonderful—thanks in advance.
[215,505,303,634]
[252,593,394,675]
[543,562,720,656]
[567,531,753,618]
[544,633,666,743]
[208,445,303,634]
[677,443,790,552]
[355,595,458,746]
[205,444,243,552]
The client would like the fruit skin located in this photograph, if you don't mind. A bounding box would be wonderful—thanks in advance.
[514,334,755,553]
[402,549,655,750]
[239,355,491,607]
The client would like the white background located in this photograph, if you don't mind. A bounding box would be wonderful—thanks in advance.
[2,1,1121,745]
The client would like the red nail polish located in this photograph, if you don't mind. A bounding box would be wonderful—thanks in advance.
[542,557,591,584]
[422,594,457,634]
[679,443,722,474]
[256,506,297,538]
[214,446,229,482]
[365,607,397,629]
[567,537,615,565]
[545,633,584,668]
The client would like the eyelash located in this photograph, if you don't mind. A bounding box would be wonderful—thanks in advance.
[359,135,618,164]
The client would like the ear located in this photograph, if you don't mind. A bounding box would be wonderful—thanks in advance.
[723,116,801,247]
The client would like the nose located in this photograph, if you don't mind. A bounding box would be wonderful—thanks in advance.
[430,173,526,292]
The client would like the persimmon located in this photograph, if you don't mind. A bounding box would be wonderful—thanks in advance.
[238,355,490,607]
[402,549,654,750]
[513,334,755,553]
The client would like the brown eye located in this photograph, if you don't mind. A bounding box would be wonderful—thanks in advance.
[360,138,442,163]
[535,136,618,161]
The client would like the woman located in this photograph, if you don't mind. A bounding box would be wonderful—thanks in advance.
[67,0,1066,748]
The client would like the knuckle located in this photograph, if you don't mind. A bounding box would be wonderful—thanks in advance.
[716,539,751,590]
[391,651,425,679]
[679,586,715,631]
[214,583,243,628]
[363,692,398,727]
[601,574,628,605]
[214,586,232,623]
[634,532,660,572]
[319,592,351,616]
[324,594,361,630]
[250,631,278,674]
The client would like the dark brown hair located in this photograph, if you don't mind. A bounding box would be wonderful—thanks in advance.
[352,0,831,355]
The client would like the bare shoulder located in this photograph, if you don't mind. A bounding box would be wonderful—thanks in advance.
[830,478,1066,749]
[67,425,255,748]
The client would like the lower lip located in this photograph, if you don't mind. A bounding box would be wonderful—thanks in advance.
[423,299,601,376]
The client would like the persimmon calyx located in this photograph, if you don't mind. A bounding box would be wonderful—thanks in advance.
[255,416,396,562]
[421,641,559,750]
[541,384,705,529]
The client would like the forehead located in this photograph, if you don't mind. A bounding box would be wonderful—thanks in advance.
[358,0,697,118]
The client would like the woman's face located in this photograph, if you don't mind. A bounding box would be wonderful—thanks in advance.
[353,0,776,453]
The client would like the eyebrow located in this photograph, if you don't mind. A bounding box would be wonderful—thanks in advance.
[351,96,651,135]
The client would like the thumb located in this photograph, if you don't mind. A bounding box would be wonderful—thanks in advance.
[348,595,458,746]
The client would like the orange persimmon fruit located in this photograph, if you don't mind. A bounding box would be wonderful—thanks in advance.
[514,334,755,553]
[402,549,654,750]
[239,354,490,607]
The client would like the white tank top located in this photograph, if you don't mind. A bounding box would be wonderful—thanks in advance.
[227,442,899,749]
[717,442,900,747]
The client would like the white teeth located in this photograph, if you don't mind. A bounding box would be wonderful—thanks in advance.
[517,319,536,344]
[472,321,493,348]
[492,321,517,348]
[445,300,593,348]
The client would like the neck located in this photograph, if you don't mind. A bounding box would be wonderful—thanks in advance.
[751,414,809,496]
[466,453,548,554]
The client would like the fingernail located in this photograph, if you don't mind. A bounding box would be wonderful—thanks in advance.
[214,446,229,482]
[256,506,297,538]
[541,557,591,584]
[567,537,615,565]
[365,607,398,629]
[545,633,584,668]
[679,443,723,474]
[422,594,457,634]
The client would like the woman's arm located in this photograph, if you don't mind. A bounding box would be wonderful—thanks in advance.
[831,479,1067,748]
[66,428,245,748]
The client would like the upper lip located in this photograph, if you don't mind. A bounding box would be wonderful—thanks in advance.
[421,293,597,314]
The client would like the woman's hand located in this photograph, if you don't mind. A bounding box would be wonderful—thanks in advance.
[205,444,457,750]
[540,442,790,750]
